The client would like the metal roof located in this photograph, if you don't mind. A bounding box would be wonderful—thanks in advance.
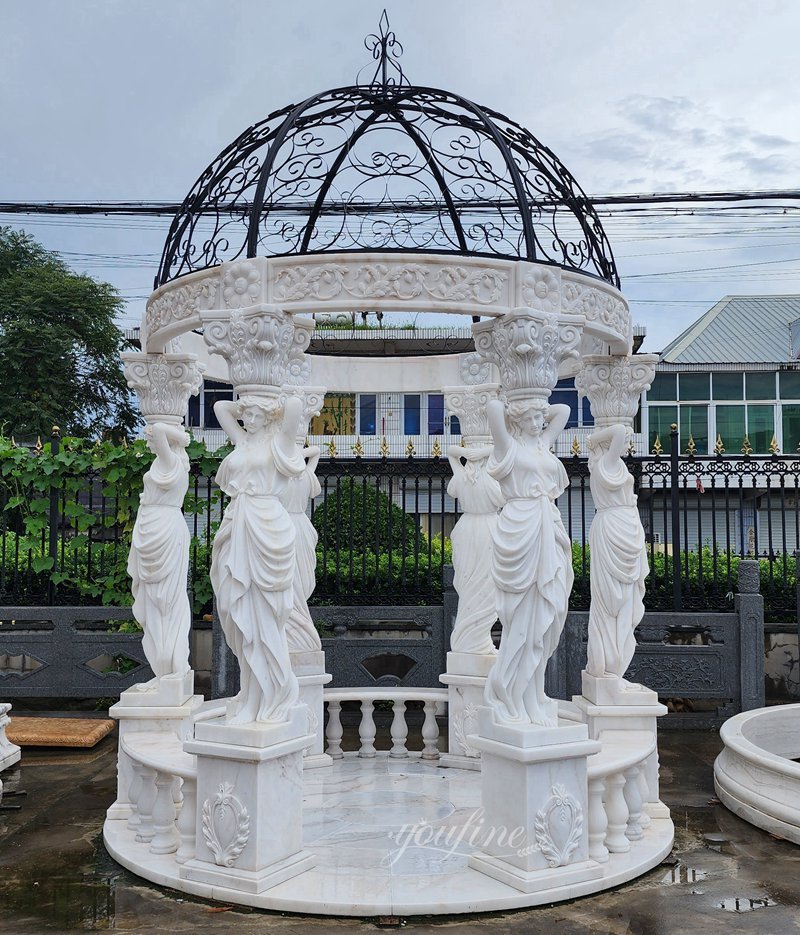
[660,296,800,364]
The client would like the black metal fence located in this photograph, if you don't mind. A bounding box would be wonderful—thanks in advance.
[1,428,799,620]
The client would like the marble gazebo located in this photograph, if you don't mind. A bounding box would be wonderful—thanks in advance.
[103,17,673,915]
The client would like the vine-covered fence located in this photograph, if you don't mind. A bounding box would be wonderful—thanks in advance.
[0,428,799,620]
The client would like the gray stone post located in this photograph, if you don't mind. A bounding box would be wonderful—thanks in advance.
[736,559,765,711]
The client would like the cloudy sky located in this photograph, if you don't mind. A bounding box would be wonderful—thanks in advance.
[2,0,800,350]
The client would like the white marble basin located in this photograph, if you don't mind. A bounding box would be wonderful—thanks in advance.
[715,704,800,843]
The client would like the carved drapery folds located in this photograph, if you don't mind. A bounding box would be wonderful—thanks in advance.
[575,355,658,427]
[472,308,583,401]
[200,304,314,392]
[121,353,204,424]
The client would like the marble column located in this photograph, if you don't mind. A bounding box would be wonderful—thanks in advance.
[573,353,669,817]
[467,307,603,893]
[108,353,205,822]
[439,377,504,770]
[180,303,315,894]
[281,382,332,769]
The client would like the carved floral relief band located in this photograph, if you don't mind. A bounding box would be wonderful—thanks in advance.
[143,255,632,355]
[121,352,204,424]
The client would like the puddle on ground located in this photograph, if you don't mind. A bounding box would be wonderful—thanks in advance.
[2,871,118,931]
[660,864,708,885]
[717,896,778,913]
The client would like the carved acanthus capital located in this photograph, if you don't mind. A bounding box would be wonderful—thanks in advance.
[576,354,658,427]
[121,352,204,424]
[281,384,326,436]
[443,383,501,444]
[200,304,314,391]
[472,308,583,400]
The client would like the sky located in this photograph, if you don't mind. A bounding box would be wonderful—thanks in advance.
[2,0,800,351]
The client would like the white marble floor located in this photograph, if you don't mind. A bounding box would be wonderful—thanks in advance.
[105,752,674,916]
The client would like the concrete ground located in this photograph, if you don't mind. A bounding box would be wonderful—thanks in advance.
[1,729,799,934]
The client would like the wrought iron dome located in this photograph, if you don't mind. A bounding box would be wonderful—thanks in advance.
[155,13,619,289]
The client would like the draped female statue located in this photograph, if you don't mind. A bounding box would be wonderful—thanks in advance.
[211,394,305,724]
[281,443,323,653]
[446,443,504,655]
[585,423,648,681]
[484,398,573,727]
[128,422,191,686]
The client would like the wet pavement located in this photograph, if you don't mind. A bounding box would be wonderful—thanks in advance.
[1,730,800,933]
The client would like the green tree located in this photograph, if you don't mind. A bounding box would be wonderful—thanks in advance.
[0,227,138,438]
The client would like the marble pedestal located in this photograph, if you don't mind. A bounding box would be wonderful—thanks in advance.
[468,707,602,893]
[291,650,332,769]
[107,682,203,821]
[181,706,315,895]
[0,703,21,772]
[440,651,496,770]
[573,683,669,820]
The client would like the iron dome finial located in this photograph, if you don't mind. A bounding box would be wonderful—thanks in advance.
[360,9,408,91]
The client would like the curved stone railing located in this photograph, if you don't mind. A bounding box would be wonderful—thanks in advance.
[586,730,656,864]
[324,687,447,760]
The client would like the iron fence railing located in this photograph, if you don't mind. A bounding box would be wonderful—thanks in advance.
[1,428,799,620]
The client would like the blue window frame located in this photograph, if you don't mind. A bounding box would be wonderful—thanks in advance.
[360,394,377,435]
[428,394,445,434]
[404,395,421,435]
[550,379,579,428]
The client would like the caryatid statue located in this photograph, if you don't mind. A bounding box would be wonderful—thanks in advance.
[443,380,504,657]
[473,309,582,727]
[279,385,326,654]
[122,352,203,693]
[201,304,315,724]
[575,354,657,694]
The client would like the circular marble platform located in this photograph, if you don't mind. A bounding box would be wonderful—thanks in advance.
[105,753,674,916]
[715,704,800,844]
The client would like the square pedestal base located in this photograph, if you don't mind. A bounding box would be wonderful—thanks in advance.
[468,708,600,891]
[441,652,496,768]
[581,672,658,707]
[115,670,195,708]
[180,850,315,895]
[291,651,332,769]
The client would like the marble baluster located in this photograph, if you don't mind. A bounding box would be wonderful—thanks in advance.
[326,700,344,759]
[390,700,408,758]
[150,771,180,855]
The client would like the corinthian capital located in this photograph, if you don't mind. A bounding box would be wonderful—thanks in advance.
[281,384,327,435]
[575,354,658,427]
[121,352,204,424]
[472,308,583,399]
[442,384,501,445]
[199,303,314,391]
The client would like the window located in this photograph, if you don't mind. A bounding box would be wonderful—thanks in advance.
[647,373,677,401]
[716,405,746,453]
[745,372,775,401]
[428,394,445,435]
[203,380,234,430]
[550,379,579,428]
[450,414,461,435]
[187,393,201,427]
[713,372,743,400]
[310,393,356,435]
[679,405,708,453]
[403,395,421,435]
[783,405,800,452]
[359,395,377,435]
[747,405,774,453]
[679,372,710,401]
[581,396,594,427]
[648,405,677,452]
[780,371,800,399]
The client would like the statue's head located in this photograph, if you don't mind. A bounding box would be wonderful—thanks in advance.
[506,395,548,439]
[236,394,282,434]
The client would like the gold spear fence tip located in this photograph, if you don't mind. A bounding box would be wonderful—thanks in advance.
[714,434,726,455]
[626,439,636,456]
[34,436,43,455]
[327,438,337,459]
[686,435,697,456]
[431,438,442,458]
[741,435,753,456]
[406,439,416,458]
[352,436,364,457]
[770,434,780,455]
[571,436,581,456]
[651,434,663,456]
[380,436,390,458]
